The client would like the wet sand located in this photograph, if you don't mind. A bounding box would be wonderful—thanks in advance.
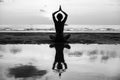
[0,32,120,44]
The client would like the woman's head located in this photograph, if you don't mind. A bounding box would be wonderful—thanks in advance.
[57,63,63,69]
[57,13,63,21]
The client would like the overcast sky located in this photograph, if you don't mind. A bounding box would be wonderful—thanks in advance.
[0,0,120,25]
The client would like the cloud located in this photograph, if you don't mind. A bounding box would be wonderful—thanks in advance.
[0,55,3,58]
[10,47,21,54]
[8,65,47,79]
[0,46,5,52]
[68,51,83,57]
[88,50,98,56]
[0,0,4,2]
[40,9,46,13]
[109,0,120,6]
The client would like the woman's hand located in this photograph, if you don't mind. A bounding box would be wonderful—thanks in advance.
[53,10,59,15]
[59,5,62,11]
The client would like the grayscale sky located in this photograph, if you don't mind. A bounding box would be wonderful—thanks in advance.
[0,0,120,25]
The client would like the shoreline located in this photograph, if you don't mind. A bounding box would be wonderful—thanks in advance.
[0,31,120,33]
[0,32,120,44]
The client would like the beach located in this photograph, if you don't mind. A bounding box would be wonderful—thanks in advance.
[0,0,120,79]
[0,32,120,44]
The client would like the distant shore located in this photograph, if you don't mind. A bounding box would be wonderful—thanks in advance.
[0,32,120,44]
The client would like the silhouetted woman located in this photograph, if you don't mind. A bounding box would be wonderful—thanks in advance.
[52,6,68,41]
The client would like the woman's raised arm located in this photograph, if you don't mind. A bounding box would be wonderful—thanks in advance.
[52,10,59,22]
[61,10,68,23]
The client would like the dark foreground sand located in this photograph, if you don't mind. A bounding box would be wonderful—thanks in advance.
[0,32,120,44]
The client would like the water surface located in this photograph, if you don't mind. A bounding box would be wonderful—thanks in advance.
[0,44,120,80]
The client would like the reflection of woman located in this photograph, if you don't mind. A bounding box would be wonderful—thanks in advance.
[51,43,69,70]
[50,43,70,77]
[52,6,68,39]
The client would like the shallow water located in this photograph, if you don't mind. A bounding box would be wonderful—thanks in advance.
[0,44,120,80]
